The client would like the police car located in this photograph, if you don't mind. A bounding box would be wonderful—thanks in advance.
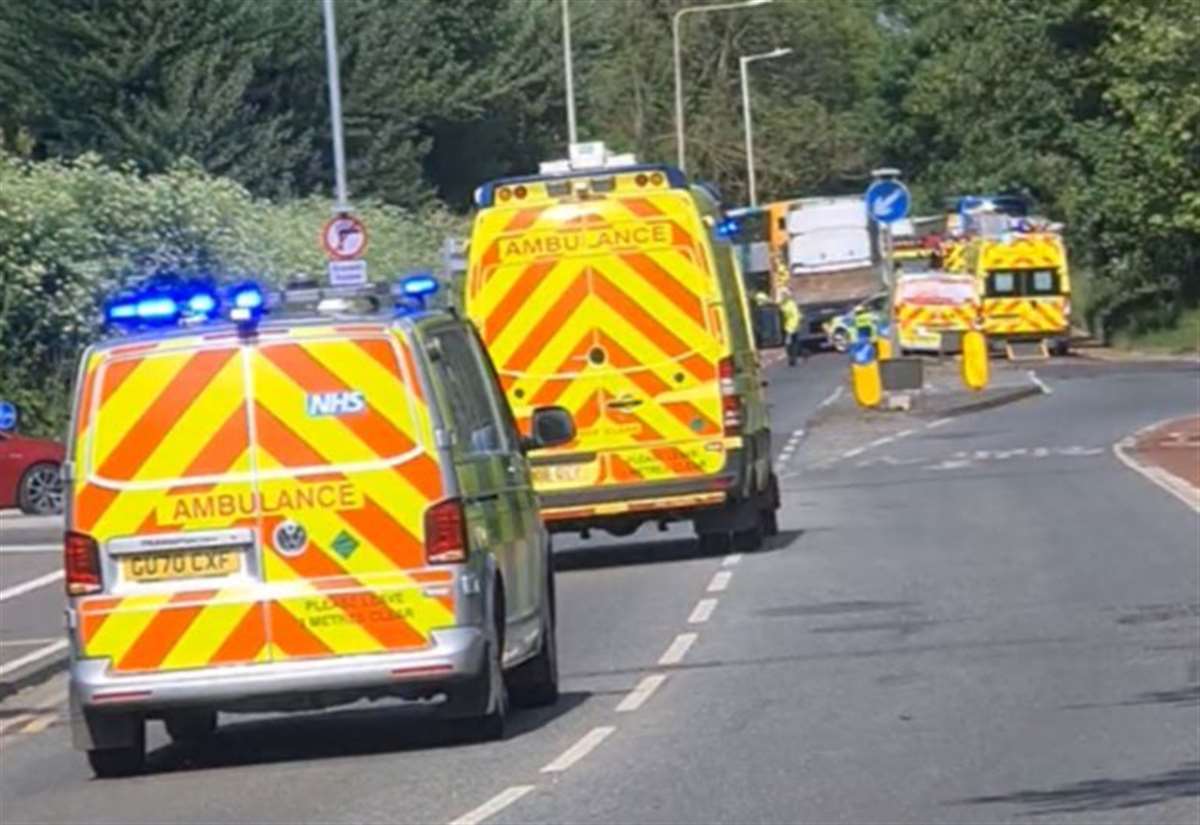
[65,275,572,776]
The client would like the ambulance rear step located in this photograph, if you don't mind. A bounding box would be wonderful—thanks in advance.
[1005,340,1050,361]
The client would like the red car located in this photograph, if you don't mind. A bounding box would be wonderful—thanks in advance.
[0,431,65,515]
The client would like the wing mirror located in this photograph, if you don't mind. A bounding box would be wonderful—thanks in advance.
[521,406,576,452]
[752,304,787,349]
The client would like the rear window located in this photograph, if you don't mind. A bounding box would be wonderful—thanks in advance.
[987,269,1062,297]
[85,334,423,485]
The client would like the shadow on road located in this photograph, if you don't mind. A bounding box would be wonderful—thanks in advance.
[554,530,803,573]
[952,761,1200,816]
[137,691,590,776]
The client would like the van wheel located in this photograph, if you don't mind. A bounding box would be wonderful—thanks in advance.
[476,593,509,741]
[86,720,145,778]
[832,330,850,353]
[164,709,217,743]
[697,531,732,555]
[761,474,780,538]
[734,522,764,553]
[508,569,559,708]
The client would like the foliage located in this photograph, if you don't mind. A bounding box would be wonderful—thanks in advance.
[0,150,461,437]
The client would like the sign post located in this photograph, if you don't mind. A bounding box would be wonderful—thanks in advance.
[865,170,910,356]
[321,214,368,287]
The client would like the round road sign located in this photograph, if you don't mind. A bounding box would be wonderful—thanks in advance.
[321,215,368,261]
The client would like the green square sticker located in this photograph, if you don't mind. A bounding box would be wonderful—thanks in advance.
[331,530,360,560]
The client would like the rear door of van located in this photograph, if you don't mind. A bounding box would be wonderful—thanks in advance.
[467,180,728,499]
[70,326,456,675]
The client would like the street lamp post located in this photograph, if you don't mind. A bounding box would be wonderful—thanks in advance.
[561,0,578,146]
[739,47,791,207]
[672,0,773,173]
[321,0,350,214]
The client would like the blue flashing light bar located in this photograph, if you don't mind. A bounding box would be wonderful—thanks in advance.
[103,279,267,331]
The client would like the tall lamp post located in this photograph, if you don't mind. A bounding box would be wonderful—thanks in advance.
[672,0,773,173]
[739,47,791,207]
[561,0,578,146]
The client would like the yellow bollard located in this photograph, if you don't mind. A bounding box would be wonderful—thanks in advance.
[850,340,883,407]
[876,336,893,361]
[961,329,989,391]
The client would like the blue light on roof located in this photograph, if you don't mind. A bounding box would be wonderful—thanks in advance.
[232,285,264,309]
[136,296,179,321]
[107,302,138,321]
[186,292,218,316]
[401,274,439,297]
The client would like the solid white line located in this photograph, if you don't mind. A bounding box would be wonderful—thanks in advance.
[0,570,63,602]
[0,639,68,678]
[0,544,60,554]
[843,447,865,458]
[1113,436,1200,514]
[706,570,732,593]
[1027,369,1052,395]
[658,632,697,666]
[541,726,616,773]
[868,436,894,448]
[0,637,61,648]
[819,386,843,408]
[688,598,718,624]
[722,553,742,567]
[616,674,667,713]
[448,786,536,825]
[927,417,953,429]
[895,429,916,439]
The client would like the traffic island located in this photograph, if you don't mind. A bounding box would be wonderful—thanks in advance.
[1114,415,1200,511]
[800,358,1048,469]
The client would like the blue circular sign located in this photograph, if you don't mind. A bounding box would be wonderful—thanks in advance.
[0,400,16,432]
[865,179,911,224]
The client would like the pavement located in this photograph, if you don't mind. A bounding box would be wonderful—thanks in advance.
[1,353,1198,824]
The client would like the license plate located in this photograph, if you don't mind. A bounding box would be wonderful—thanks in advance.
[532,464,586,484]
[121,547,242,583]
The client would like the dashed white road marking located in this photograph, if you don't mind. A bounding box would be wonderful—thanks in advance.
[868,435,894,448]
[658,632,698,666]
[616,674,667,713]
[843,447,865,458]
[721,553,742,567]
[819,386,844,408]
[541,726,616,773]
[706,570,732,593]
[927,417,954,429]
[0,639,68,678]
[688,598,718,624]
[1027,370,1052,395]
[448,785,536,825]
[0,570,63,602]
[895,429,916,439]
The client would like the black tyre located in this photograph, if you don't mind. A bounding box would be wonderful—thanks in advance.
[18,462,63,515]
[164,709,217,743]
[761,474,781,538]
[733,522,764,553]
[698,531,732,555]
[508,568,559,709]
[86,720,145,778]
[476,592,509,741]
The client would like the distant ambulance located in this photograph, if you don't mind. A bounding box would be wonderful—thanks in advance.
[893,273,980,353]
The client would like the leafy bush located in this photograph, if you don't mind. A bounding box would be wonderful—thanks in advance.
[0,150,463,438]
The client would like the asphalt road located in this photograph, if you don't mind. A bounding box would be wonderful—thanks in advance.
[1,354,1197,825]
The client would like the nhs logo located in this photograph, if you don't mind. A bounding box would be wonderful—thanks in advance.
[306,390,366,417]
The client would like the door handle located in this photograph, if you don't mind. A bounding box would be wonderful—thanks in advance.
[607,397,643,410]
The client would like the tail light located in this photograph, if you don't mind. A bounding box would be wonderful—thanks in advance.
[425,499,467,564]
[64,531,102,596]
[718,357,743,435]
